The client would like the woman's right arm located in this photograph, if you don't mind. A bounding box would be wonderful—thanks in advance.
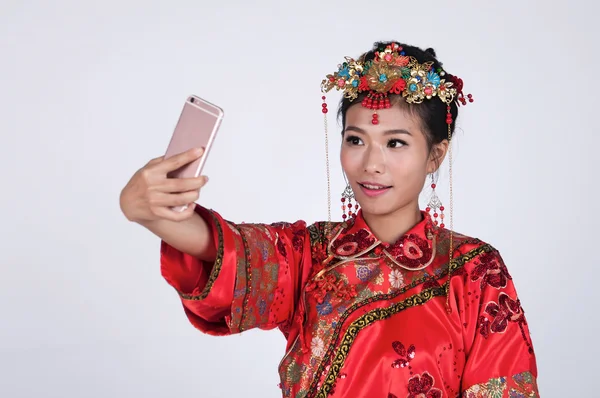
[119,148,314,337]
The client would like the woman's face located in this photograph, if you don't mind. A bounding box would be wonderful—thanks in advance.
[340,104,447,218]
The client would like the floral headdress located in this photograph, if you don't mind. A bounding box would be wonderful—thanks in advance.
[320,42,473,125]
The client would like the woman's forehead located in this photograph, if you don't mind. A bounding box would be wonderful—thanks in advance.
[345,105,422,134]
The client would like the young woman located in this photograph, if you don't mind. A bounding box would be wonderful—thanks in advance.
[120,41,539,397]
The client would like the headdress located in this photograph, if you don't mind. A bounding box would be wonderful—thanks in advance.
[320,42,472,125]
[319,42,473,284]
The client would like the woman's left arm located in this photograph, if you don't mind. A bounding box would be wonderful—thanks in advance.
[458,247,540,397]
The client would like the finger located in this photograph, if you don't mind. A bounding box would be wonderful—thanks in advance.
[145,155,165,167]
[159,175,208,193]
[149,190,200,207]
[156,147,204,173]
[154,202,197,222]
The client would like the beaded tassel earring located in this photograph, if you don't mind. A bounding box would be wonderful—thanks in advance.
[425,173,445,229]
[341,183,359,220]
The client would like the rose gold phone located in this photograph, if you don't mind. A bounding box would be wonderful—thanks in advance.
[164,95,224,211]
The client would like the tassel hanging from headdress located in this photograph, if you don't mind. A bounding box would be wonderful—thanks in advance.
[361,91,391,124]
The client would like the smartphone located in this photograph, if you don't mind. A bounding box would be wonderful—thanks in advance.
[164,95,224,211]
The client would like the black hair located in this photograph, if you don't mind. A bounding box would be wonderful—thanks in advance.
[337,41,459,151]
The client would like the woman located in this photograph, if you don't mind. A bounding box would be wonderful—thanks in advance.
[120,41,539,397]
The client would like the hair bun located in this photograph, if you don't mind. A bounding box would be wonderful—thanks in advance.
[425,47,437,57]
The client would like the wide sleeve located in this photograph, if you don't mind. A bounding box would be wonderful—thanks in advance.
[160,205,310,337]
[457,246,539,397]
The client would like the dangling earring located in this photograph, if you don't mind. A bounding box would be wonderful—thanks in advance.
[341,183,359,220]
[426,173,445,229]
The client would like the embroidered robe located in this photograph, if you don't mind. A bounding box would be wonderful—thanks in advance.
[160,206,539,397]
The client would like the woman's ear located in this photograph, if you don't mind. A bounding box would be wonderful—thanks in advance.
[427,139,449,174]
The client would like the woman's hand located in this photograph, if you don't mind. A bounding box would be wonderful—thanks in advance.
[120,147,208,224]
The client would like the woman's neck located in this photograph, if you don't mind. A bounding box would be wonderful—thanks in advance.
[361,202,422,244]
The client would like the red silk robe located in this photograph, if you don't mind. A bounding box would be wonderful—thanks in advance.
[160,206,539,397]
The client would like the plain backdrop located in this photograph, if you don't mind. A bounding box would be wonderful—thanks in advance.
[1,0,597,396]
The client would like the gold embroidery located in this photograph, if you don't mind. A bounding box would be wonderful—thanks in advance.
[237,227,253,332]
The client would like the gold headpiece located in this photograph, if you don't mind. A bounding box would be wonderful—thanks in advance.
[320,42,472,125]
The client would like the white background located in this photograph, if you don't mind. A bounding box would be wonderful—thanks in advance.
[1,0,597,396]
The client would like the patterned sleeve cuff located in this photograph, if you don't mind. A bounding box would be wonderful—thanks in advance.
[160,206,238,335]
[463,371,539,397]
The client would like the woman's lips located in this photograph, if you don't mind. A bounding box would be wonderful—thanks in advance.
[358,182,392,197]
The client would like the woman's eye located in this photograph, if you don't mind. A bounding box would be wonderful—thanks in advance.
[388,139,407,148]
[346,135,363,145]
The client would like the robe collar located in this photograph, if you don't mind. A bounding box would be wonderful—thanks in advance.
[327,209,438,271]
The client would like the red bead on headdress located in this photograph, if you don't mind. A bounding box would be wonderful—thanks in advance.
[449,76,474,107]
[362,91,391,124]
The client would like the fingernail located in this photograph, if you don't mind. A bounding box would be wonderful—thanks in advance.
[195,147,204,155]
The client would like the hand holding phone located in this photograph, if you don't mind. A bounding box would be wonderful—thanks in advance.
[163,95,224,211]
[119,148,209,224]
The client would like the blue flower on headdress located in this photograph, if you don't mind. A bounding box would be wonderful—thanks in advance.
[379,74,388,83]
[426,71,441,88]
[352,80,359,87]
[338,66,350,78]
[409,83,418,92]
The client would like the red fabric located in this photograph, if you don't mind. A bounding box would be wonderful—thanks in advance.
[160,207,539,397]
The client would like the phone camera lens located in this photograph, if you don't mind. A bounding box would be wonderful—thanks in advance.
[190,98,195,103]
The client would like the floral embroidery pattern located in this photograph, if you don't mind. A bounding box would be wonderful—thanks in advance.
[385,233,434,269]
[478,292,525,338]
[389,269,405,289]
[233,224,282,331]
[463,371,539,397]
[311,336,325,357]
[470,251,511,289]
[477,292,535,355]
[284,358,304,385]
[509,371,539,397]
[391,341,415,368]
[463,376,506,398]
[315,295,333,316]
[356,261,380,283]
[407,371,443,398]
[330,228,376,256]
